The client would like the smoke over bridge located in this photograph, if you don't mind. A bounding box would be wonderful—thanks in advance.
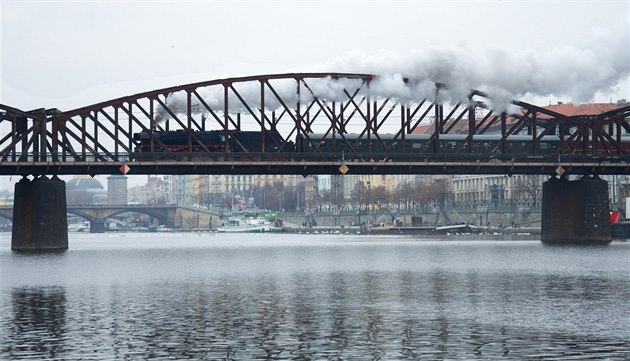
[155,26,627,122]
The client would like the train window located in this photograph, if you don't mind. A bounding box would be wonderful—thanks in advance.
[412,142,422,149]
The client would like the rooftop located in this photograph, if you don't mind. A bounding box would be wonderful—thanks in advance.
[410,102,628,134]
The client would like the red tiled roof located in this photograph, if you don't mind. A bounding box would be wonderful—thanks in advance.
[409,102,624,134]
[541,102,619,117]
[411,123,434,134]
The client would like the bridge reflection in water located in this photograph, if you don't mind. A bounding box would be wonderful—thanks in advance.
[1,235,628,359]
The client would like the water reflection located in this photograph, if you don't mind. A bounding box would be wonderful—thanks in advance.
[3,287,67,359]
[0,272,628,360]
[0,236,629,359]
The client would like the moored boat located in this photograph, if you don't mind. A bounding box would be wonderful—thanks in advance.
[217,216,281,233]
[610,210,630,240]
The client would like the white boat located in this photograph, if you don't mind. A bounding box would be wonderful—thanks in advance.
[148,224,171,232]
[217,217,280,233]
[68,221,90,232]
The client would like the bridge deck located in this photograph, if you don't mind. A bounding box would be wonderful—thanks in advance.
[0,160,627,176]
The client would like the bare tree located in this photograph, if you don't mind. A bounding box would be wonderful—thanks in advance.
[363,185,389,210]
[410,179,453,223]
[514,176,543,206]
[429,179,453,219]
[412,181,434,208]
[251,182,287,211]
[393,182,415,211]
[351,181,368,209]
[320,189,342,210]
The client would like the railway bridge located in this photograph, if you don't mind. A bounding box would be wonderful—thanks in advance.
[2,72,630,250]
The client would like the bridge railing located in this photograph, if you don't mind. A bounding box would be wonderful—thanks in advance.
[3,151,630,164]
[1,153,133,163]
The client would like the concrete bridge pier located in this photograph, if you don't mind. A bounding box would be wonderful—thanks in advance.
[89,219,106,233]
[12,176,69,251]
[541,176,611,244]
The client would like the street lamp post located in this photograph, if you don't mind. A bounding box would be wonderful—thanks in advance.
[297,185,300,212]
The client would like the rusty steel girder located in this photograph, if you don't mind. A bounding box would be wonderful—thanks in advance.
[1,72,630,176]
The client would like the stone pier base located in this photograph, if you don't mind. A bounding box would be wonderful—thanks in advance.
[90,219,106,233]
[541,176,611,244]
[11,176,68,251]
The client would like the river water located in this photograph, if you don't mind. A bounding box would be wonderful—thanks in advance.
[1,232,629,360]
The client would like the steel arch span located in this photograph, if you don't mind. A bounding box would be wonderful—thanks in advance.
[1,72,630,176]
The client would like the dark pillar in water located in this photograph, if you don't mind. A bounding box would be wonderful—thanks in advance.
[89,219,106,233]
[12,176,68,251]
[541,176,611,244]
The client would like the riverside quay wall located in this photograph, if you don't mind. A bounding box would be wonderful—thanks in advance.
[281,206,541,229]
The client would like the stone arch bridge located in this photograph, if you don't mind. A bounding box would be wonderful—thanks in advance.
[0,204,219,233]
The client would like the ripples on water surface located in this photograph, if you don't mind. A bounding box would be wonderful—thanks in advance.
[1,232,629,360]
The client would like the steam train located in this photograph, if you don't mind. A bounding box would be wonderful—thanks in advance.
[133,129,292,153]
[132,129,630,161]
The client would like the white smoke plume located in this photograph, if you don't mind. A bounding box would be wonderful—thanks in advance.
[157,26,627,122]
[156,76,372,122]
[323,26,628,105]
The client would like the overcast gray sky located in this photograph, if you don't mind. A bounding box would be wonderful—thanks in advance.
[1,0,628,111]
[0,0,629,190]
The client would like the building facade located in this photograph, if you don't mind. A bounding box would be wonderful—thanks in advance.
[107,175,128,205]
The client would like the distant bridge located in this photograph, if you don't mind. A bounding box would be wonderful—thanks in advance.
[1,72,630,177]
[0,204,219,231]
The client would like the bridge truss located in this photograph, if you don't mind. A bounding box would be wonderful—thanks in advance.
[2,73,630,176]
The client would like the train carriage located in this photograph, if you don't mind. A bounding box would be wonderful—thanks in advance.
[133,129,630,162]
[132,129,294,160]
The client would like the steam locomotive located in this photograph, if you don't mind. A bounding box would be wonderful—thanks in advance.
[133,129,293,153]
